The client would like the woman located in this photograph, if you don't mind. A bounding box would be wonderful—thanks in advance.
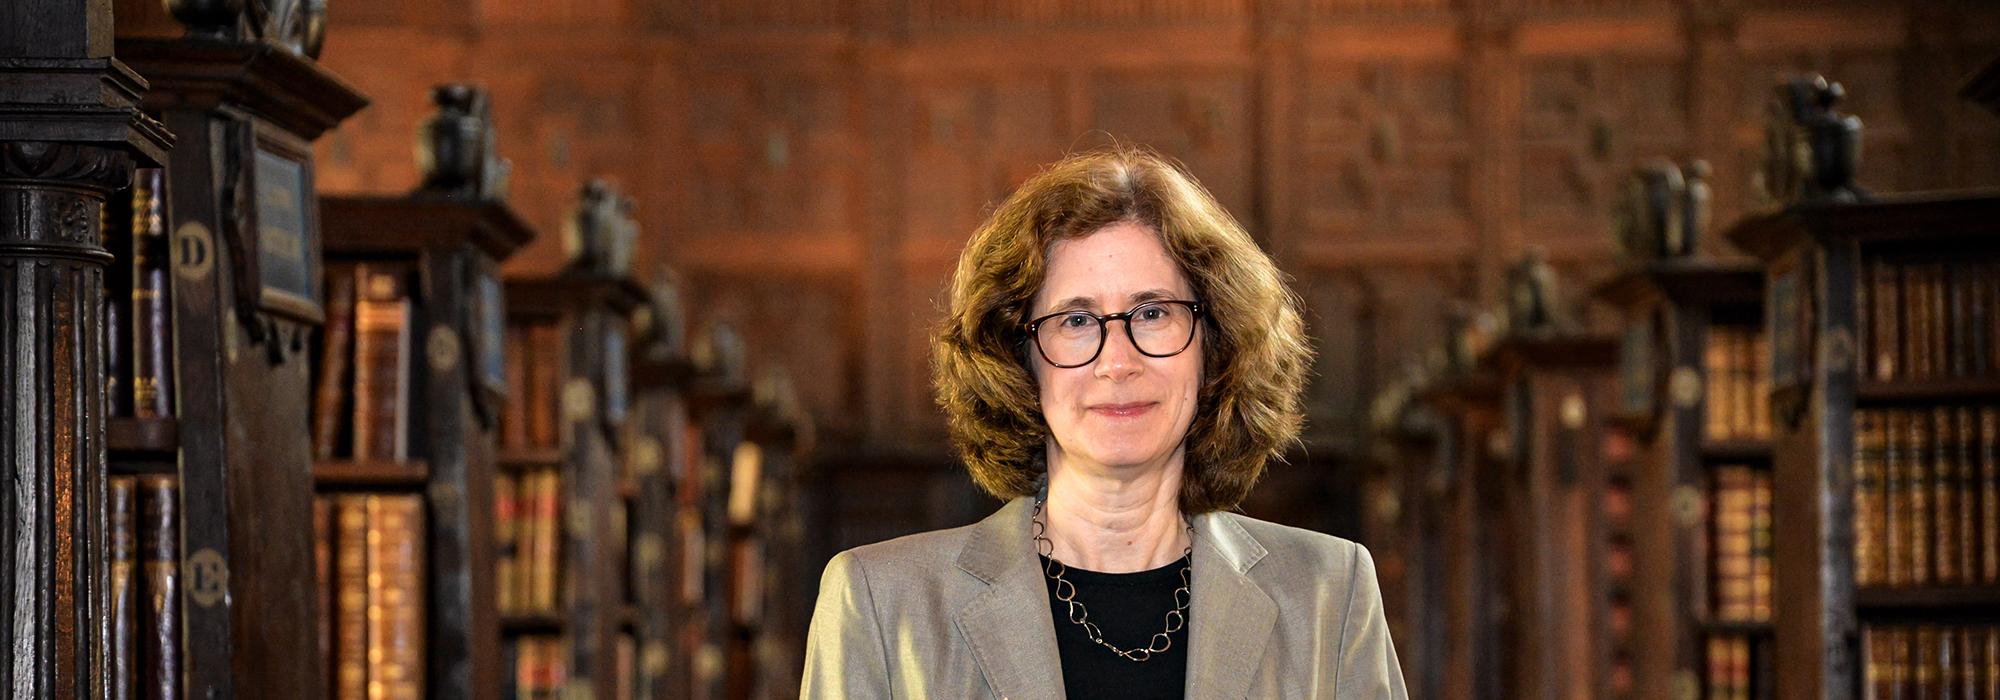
[803,148,1406,698]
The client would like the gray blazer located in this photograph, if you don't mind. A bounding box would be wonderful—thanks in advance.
[801,496,1408,698]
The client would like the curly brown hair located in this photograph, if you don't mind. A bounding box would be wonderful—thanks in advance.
[931,147,1312,514]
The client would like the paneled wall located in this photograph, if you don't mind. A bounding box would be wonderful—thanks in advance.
[311,0,2000,489]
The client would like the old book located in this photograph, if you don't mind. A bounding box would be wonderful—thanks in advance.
[1856,410,1887,587]
[1705,328,1732,440]
[108,476,137,700]
[131,167,173,418]
[1956,408,1979,586]
[105,187,133,419]
[1910,263,1934,380]
[1950,262,1972,379]
[1886,410,1909,588]
[1910,410,1934,586]
[312,264,358,460]
[1983,408,2000,584]
[1750,472,1772,622]
[503,325,532,450]
[1890,627,1912,698]
[1935,407,1962,585]
[1872,258,1901,381]
[315,496,333,700]
[368,495,426,700]
[1928,262,1949,379]
[1974,262,1994,376]
[1940,627,1960,698]
[527,324,562,449]
[1959,627,1979,700]
[1751,331,1772,439]
[1732,329,1755,440]
[532,470,562,613]
[1916,626,1940,697]
[496,473,519,613]
[333,496,369,699]
[136,475,179,700]
[350,265,412,461]
[1986,626,1999,698]
[1713,467,1752,621]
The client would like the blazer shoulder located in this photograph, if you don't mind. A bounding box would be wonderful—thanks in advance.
[831,521,979,580]
[1221,511,1369,580]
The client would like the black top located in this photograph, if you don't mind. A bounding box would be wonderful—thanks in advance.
[1039,554,1191,700]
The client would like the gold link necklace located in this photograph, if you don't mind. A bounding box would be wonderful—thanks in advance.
[1031,498,1193,662]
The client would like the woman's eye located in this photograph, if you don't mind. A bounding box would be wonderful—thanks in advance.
[1137,306,1164,321]
[1060,315,1092,328]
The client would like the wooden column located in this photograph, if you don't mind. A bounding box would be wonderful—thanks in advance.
[0,0,171,696]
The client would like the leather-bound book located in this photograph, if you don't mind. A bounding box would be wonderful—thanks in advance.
[532,471,562,613]
[1886,410,1909,587]
[1704,329,1731,440]
[136,475,179,700]
[1935,407,1961,585]
[131,167,173,418]
[333,496,370,699]
[313,264,357,460]
[1909,411,1934,586]
[1955,408,1979,586]
[1855,410,1887,587]
[108,476,137,700]
[1982,408,2000,585]
[1750,472,1772,621]
[496,473,519,613]
[350,265,411,461]
[367,495,425,699]
[1871,258,1901,381]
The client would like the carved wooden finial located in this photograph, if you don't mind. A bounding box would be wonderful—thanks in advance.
[1757,74,1865,207]
[415,83,511,203]
[562,179,639,277]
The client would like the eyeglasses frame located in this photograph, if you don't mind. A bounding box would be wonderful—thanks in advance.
[1021,299,1205,369]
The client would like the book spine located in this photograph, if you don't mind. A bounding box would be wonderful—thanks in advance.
[1910,410,1934,586]
[1872,258,1901,381]
[351,266,409,461]
[315,496,333,700]
[1733,329,1754,440]
[334,496,370,699]
[1705,329,1730,441]
[105,184,133,419]
[1751,331,1771,439]
[108,476,137,700]
[1935,407,1961,585]
[1916,626,1939,698]
[131,167,173,418]
[1957,408,1979,587]
[1983,407,1999,585]
[136,475,179,700]
[1714,467,1751,621]
[312,265,357,460]
[1950,262,1972,379]
[1856,410,1886,587]
[1911,263,1933,380]
[1750,472,1771,622]
[1887,410,1909,587]
[1929,262,1949,379]
[533,471,561,613]
[368,496,425,699]
[496,473,519,614]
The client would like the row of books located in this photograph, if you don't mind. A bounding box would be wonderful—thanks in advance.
[311,262,417,463]
[1704,633,1768,700]
[103,168,175,420]
[1703,325,1771,442]
[1861,256,2000,383]
[314,494,426,700]
[106,475,180,700]
[501,322,565,451]
[497,469,563,615]
[1863,624,2000,698]
[1852,406,2000,588]
[1710,465,1772,623]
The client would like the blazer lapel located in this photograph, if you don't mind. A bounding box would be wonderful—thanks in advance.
[953,497,1066,700]
[1186,512,1277,699]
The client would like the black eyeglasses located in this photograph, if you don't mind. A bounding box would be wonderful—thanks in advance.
[1022,300,1204,369]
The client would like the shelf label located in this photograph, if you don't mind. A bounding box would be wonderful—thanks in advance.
[187,548,228,608]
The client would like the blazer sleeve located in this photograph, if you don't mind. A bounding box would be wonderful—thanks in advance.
[1335,543,1410,699]
[801,550,892,698]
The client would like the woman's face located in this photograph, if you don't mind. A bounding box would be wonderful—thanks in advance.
[1031,221,1202,478]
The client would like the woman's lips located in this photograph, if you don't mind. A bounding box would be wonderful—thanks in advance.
[1088,402,1156,418]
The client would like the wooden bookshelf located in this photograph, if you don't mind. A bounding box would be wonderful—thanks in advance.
[627,295,696,700]
[1478,329,1620,700]
[503,259,650,700]
[1411,358,1508,700]
[1593,257,1774,700]
[316,103,536,698]
[1726,189,2000,698]
[110,15,368,698]
[685,323,755,700]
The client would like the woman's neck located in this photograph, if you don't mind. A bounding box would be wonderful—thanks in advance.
[1041,450,1189,573]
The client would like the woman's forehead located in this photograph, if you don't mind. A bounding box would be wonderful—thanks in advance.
[1037,223,1192,306]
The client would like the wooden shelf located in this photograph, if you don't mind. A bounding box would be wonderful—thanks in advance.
[1855,586,2000,616]
[1698,620,1775,636]
[498,448,562,472]
[1856,377,2000,404]
[313,459,430,490]
[1699,439,1774,464]
[500,613,565,635]
[109,461,178,476]
[108,416,179,456]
